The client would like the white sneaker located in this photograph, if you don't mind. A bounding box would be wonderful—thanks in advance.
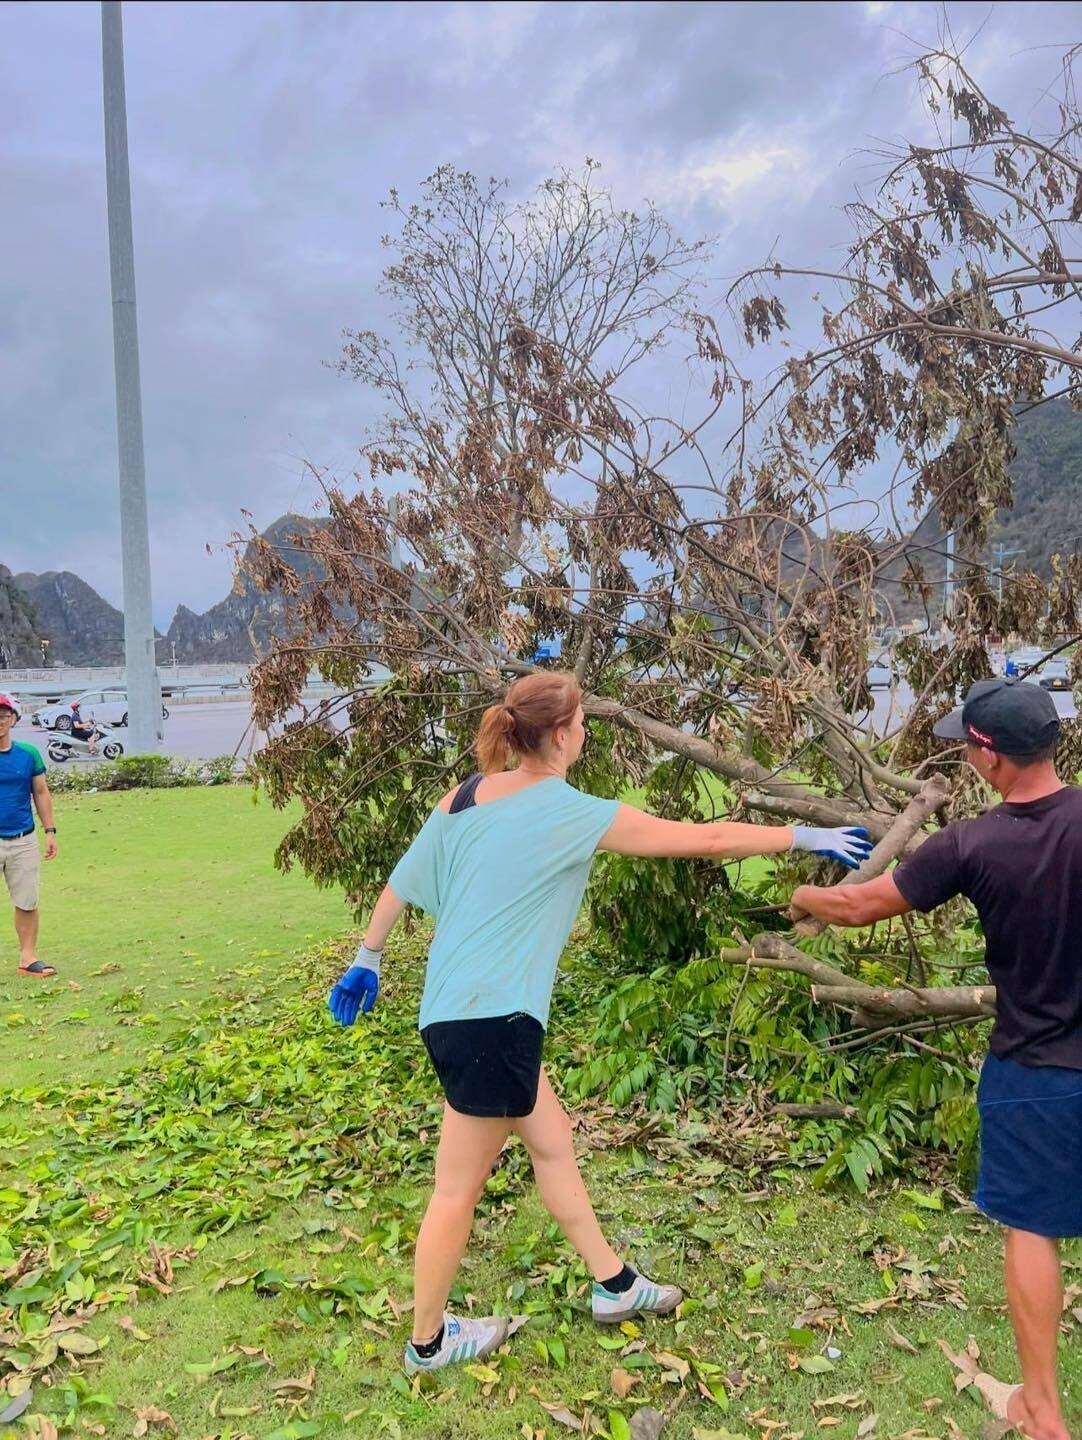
[591,1270,683,1324]
[403,1311,510,1372]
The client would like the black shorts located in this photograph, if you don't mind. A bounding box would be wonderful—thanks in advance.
[421,1011,544,1118]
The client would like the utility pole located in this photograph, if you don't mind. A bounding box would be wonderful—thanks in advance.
[991,542,1024,605]
[102,0,161,753]
[943,529,955,618]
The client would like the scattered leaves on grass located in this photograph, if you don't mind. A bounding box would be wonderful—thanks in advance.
[536,1395,584,1430]
[271,1368,316,1402]
[0,1386,33,1423]
[812,1392,864,1409]
[888,1323,920,1354]
[55,1331,100,1355]
[611,1366,640,1398]
[629,1408,667,1440]
[797,1354,835,1375]
[132,1405,176,1436]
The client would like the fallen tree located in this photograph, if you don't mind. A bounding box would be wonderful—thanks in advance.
[246,41,1082,1062]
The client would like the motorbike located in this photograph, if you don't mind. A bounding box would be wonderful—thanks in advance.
[47,725,124,764]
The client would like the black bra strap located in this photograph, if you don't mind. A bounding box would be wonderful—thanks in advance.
[449,772,485,814]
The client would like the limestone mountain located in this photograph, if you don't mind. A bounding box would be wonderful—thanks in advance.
[6,399,1080,667]
[868,399,1082,624]
[165,514,332,664]
[0,565,41,668]
[12,568,127,667]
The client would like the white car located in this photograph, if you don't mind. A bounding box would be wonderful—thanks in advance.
[31,689,169,731]
[867,661,893,689]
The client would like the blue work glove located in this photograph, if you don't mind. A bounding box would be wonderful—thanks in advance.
[328,944,382,1025]
[790,825,873,871]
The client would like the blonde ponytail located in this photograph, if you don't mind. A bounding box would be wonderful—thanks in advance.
[473,673,582,774]
[475,703,516,774]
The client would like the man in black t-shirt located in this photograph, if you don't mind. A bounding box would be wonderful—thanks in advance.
[793,679,1076,1440]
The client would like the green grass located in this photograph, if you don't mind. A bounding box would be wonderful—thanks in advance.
[0,787,347,1090]
[2,786,1079,1440]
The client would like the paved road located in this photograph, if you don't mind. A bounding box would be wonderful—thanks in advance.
[13,685,1077,771]
[14,701,266,769]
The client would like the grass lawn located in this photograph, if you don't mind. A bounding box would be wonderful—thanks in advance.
[0,787,347,1090]
[2,786,1079,1440]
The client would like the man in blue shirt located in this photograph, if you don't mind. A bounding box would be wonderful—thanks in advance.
[0,694,58,977]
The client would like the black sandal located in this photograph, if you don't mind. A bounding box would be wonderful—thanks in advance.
[18,960,57,978]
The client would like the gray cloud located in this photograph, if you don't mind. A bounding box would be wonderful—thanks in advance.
[2,0,1076,622]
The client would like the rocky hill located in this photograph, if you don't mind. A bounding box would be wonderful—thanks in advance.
[165,514,332,664]
[11,569,128,667]
[867,398,1082,624]
[0,565,41,668]
[993,398,1082,577]
[5,400,1081,666]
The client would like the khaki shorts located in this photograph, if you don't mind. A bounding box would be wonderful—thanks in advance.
[0,832,40,911]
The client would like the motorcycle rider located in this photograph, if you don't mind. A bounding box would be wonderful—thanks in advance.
[69,702,99,755]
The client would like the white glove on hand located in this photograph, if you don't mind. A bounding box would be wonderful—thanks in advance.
[790,825,873,871]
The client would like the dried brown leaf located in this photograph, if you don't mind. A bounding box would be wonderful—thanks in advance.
[629,1409,667,1440]
[132,1406,177,1437]
[887,1324,919,1355]
[611,1367,640,1399]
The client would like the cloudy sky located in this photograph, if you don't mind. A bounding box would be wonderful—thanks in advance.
[3,0,1079,624]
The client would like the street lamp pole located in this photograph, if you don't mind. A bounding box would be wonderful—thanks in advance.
[992,542,1024,605]
[101,0,161,753]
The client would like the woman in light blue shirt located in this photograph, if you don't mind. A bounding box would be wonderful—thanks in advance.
[329,672,871,1371]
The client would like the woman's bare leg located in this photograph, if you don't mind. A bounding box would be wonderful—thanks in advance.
[411,1104,513,1342]
[514,1069,622,1280]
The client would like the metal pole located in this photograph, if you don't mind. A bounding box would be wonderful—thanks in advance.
[991,543,1024,606]
[944,528,955,618]
[102,0,161,753]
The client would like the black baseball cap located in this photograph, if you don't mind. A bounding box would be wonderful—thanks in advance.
[933,677,1060,755]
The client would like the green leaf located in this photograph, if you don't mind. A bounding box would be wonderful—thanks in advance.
[609,1410,631,1440]
[56,1332,101,1355]
[900,1188,944,1210]
[464,1363,500,1385]
[798,1354,835,1374]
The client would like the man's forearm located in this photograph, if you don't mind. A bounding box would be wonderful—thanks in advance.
[33,788,55,831]
[791,883,863,925]
[791,873,911,928]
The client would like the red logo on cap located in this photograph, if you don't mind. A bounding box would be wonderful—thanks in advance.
[966,722,995,746]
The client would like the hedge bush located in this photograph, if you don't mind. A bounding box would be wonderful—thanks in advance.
[45,753,243,793]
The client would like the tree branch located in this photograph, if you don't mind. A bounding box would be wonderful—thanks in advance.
[790,773,951,935]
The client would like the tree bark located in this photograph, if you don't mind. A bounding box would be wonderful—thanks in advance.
[812,983,997,1023]
[582,694,908,838]
[773,1102,858,1120]
[724,932,872,989]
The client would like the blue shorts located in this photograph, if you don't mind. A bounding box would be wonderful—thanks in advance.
[976,1053,1082,1238]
